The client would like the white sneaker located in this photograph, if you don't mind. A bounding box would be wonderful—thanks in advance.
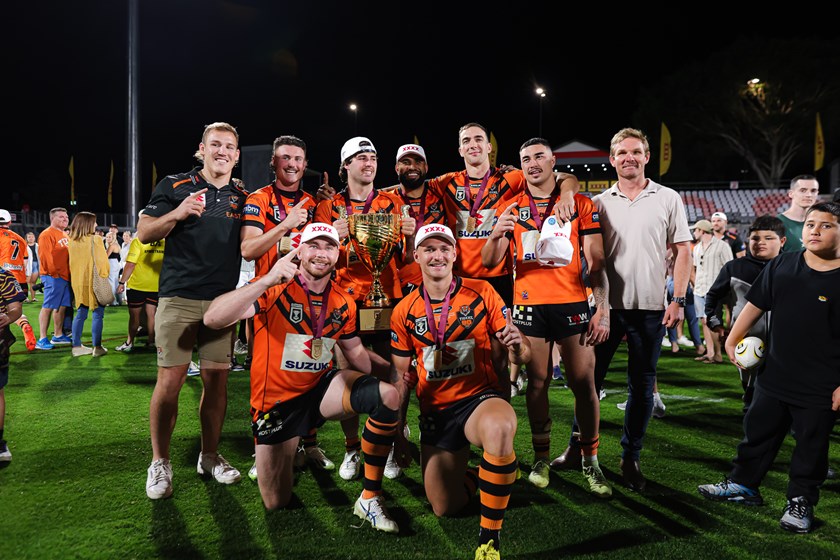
[71,345,93,357]
[0,440,11,462]
[339,449,361,480]
[197,452,241,484]
[304,445,336,470]
[234,339,248,355]
[616,400,627,411]
[93,346,108,357]
[354,494,399,533]
[248,463,258,481]
[598,388,607,401]
[653,393,667,418]
[115,341,133,352]
[528,459,550,488]
[146,458,173,499]
[676,336,695,348]
[661,337,671,348]
[187,361,200,377]
[384,446,402,479]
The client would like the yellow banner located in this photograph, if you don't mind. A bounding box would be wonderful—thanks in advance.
[587,180,610,193]
[413,135,420,146]
[815,112,825,171]
[69,156,75,202]
[660,122,672,176]
[489,131,498,168]
[107,160,114,208]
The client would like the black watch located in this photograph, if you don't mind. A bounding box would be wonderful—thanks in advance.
[672,296,686,307]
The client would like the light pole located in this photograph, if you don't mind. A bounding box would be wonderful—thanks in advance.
[349,103,358,134]
[535,87,546,137]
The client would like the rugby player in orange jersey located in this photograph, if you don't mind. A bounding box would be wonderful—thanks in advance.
[390,224,531,559]
[0,210,37,351]
[204,223,403,533]
[481,138,611,497]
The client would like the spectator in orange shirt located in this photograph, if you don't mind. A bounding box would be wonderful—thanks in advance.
[35,207,72,350]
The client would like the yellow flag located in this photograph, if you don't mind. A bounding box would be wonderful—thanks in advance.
[815,112,825,171]
[152,162,158,189]
[660,123,672,176]
[107,160,114,208]
[489,131,498,168]
[69,156,75,202]
[413,135,420,146]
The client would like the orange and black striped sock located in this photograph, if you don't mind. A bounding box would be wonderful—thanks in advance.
[360,417,398,499]
[301,428,318,451]
[478,450,517,546]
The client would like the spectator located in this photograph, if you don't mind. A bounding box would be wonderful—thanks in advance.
[691,219,733,364]
[104,231,123,306]
[711,212,746,258]
[25,232,38,303]
[115,234,164,352]
[36,208,72,350]
[778,175,819,253]
[66,212,110,357]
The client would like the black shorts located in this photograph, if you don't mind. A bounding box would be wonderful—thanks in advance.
[250,368,338,445]
[512,301,590,340]
[419,390,503,451]
[486,275,513,307]
[127,289,159,307]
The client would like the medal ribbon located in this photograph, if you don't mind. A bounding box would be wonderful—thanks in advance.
[299,274,332,340]
[526,187,559,230]
[422,279,456,350]
[398,184,426,233]
[343,189,376,216]
[272,184,302,222]
[467,169,492,218]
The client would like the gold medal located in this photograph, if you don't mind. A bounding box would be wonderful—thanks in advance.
[311,337,323,360]
[278,236,292,254]
[466,215,476,233]
[433,348,443,370]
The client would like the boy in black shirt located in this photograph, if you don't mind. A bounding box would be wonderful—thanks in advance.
[698,202,840,534]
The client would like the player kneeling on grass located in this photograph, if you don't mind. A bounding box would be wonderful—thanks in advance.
[204,223,402,532]
[698,202,840,534]
[390,224,531,560]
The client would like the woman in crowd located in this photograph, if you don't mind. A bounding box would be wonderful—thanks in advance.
[105,231,123,305]
[67,212,110,357]
[25,232,38,302]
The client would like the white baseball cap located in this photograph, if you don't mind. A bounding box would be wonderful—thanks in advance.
[340,136,377,162]
[0,209,10,223]
[396,144,427,163]
[536,215,574,267]
[414,223,456,249]
[298,222,340,246]
[711,211,727,221]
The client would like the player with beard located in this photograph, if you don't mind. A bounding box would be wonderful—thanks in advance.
[204,223,403,532]
[240,135,332,475]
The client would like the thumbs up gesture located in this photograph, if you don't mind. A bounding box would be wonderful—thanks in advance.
[317,172,336,201]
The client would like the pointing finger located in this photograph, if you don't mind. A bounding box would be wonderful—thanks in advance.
[503,202,518,216]
[280,243,302,261]
[293,196,311,209]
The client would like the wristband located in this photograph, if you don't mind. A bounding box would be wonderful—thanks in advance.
[672,296,686,307]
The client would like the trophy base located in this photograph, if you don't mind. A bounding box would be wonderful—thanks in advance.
[358,306,393,333]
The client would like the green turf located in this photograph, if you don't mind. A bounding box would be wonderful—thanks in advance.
[2,302,838,559]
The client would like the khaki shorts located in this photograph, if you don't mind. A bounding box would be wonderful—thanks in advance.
[155,296,235,367]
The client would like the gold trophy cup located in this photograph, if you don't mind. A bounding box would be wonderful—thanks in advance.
[347,211,404,331]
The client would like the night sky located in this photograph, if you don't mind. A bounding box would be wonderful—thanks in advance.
[8,2,839,214]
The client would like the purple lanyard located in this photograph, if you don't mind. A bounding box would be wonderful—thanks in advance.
[399,185,426,232]
[467,169,492,218]
[272,185,302,222]
[343,189,375,216]
[526,188,559,229]
[422,279,456,349]
[299,275,331,339]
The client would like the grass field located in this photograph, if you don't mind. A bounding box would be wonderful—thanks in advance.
[2,301,838,560]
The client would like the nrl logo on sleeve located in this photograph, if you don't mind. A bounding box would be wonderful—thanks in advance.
[414,317,428,335]
[289,303,303,324]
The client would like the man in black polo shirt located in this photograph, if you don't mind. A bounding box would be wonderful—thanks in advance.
[138,121,248,500]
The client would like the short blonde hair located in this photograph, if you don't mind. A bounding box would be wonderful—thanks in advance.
[609,128,650,156]
[194,122,239,162]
